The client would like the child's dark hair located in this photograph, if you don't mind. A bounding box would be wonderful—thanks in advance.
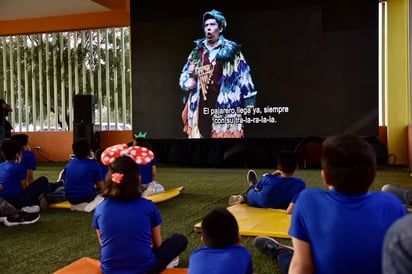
[101,156,142,200]
[72,138,91,159]
[11,134,29,147]
[0,140,21,160]
[133,137,152,150]
[94,148,105,164]
[278,150,298,174]
[321,134,376,194]
[201,207,239,248]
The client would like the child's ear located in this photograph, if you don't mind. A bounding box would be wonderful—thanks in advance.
[200,235,205,244]
[236,234,241,244]
[321,170,333,189]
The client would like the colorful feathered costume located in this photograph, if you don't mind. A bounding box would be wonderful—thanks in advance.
[179,35,257,138]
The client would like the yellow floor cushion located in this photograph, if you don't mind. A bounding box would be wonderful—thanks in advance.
[194,203,291,238]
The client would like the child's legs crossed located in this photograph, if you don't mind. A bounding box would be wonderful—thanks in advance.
[9,177,49,208]
[147,233,188,274]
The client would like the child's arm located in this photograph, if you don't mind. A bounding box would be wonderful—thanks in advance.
[286,202,295,215]
[151,225,162,248]
[26,169,34,185]
[272,170,281,176]
[20,179,28,189]
[95,229,102,246]
[95,180,104,190]
[289,237,314,274]
[151,165,157,181]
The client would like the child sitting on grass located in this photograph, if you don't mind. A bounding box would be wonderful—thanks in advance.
[64,138,104,211]
[254,134,407,274]
[93,151,187,273]
[229,150,306,214]
[131,133,164,196]
[0,140,52,213]
[189,207,253,274]
[11,134,37,184]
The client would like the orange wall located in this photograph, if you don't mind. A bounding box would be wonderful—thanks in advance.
[0,0,130,36]
[98,131,133,149]
[14,130,132,163]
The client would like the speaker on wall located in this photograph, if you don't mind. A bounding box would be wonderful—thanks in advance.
[73,122,98,150]
[73,94,95,124]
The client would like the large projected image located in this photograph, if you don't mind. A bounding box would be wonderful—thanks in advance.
[131,1,378,139]
[179,9,257,139]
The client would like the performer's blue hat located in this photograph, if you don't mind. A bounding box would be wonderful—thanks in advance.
[203,9,227,30]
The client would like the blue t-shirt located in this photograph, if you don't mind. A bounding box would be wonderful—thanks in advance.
[92,198,162,274]
[138,158,156,184]
[189,245,253,274]
[64,158,104,200]
[246,174,305,209]
[0,161,27,200]
[98,163,108,179]
[20,150,36,171]
[289,188,407,274]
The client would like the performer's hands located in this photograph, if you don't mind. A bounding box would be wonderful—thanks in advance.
[188,64,197,78]
[184,64,198,89]
[202,87,207,101]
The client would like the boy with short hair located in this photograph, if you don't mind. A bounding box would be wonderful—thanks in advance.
[188,207,253,274]
[132,135,164,196]
[229,150,305,214]
[0,140,49,212]
[64,138,104,209]
[11,134,36,184]
[254,134,407,274]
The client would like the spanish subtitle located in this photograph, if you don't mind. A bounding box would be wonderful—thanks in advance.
[202,106,290,125]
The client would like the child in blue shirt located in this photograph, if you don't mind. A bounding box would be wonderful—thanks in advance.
[0,140,49,211]
[189,207,253,274]
[254,134,407,274]
[64,138,104,205]
[132,135,164,196]
[11,134,36,184]
[93,153,187,274]
[229,151,305,214]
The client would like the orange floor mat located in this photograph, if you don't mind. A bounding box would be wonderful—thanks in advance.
[53,257,188,274]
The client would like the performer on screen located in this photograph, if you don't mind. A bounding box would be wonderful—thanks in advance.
[179,9,257,138]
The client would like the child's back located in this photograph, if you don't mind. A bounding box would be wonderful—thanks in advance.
[93,151,187,273]
[189,207,253,274]
[64,139,103,204]
[246,174,305,209]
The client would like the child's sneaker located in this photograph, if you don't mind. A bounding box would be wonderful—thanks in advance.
[228,195,245,206]
[4,211,40,226]
[84,195,105,212]
[39,194,49,211]
[70,202,88,212]
[21,205,40,213]
[254,236,293,261]
[247,170,258,187]
[166,256,179,268]
[142,183,156,196]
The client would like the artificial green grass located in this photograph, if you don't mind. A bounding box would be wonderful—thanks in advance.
[1,163,411,274]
